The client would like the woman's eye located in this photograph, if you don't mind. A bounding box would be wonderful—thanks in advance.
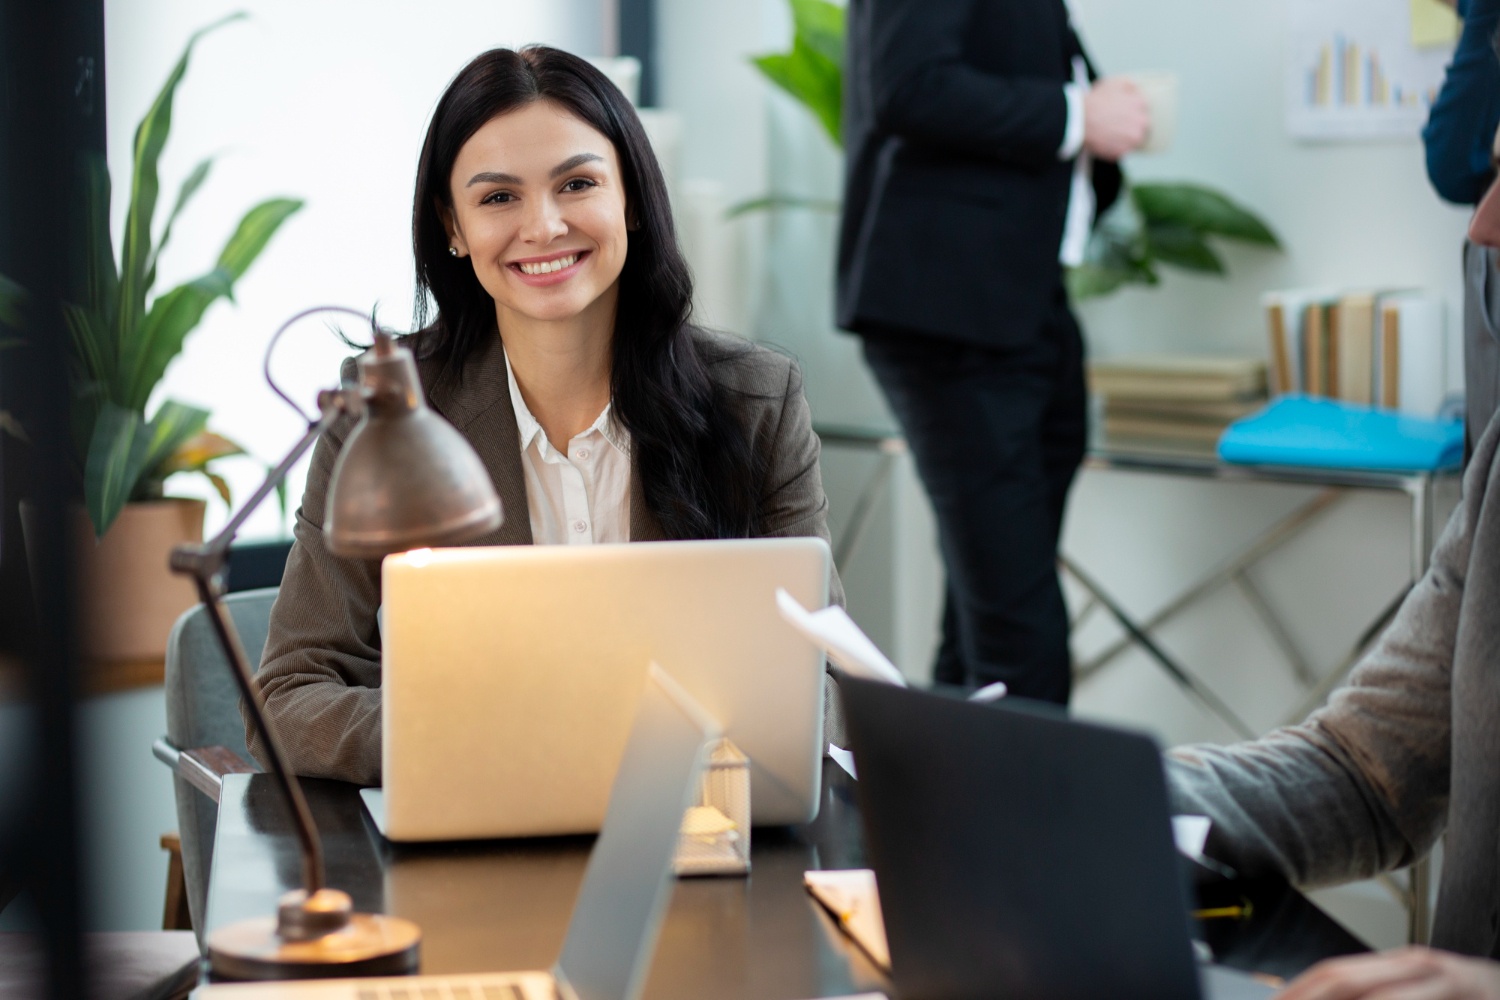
[482,190,514,205]
[561,178,596,193]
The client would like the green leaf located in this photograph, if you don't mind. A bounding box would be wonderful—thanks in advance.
[76,154,120,347]
[0,273,28,331]
[122,268,233,412]
[115,12,247,379]
[205,471,233,507]
[158,429,247,474]
[1066,263,1131,301]
[752,35,843,146]
[120,196,299,410]
[84,402,151,536]
[725,193,841,218]
[1131,183,1280,247]
[144,155,214,294]
[789,0,845,69]
[63,304,111,390]
[215,197,303,283]
[1145,223,1226,274]
[136,399,210,490]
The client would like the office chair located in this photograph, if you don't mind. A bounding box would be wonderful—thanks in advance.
[153,587,277,941]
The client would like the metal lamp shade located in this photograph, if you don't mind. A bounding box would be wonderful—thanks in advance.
[324,337,502,559]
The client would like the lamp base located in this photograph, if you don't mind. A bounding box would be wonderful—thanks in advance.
[207,913,421,981]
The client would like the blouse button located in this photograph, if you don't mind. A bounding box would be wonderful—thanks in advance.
[575,448,590,460]
[573,519,588,533]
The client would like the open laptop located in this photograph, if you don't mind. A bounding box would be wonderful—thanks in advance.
[837,675,1277,1000]
[192,663,719,1000]
[362,538,830,841]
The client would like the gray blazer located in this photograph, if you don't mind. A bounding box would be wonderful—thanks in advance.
[249,329,844,786]
[1167,412,1500,957]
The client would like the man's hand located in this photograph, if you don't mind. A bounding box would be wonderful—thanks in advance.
[1083,77,1150,161]
[1277,947,1500,1000]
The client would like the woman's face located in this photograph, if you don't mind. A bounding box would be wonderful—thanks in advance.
[443,100,629,331]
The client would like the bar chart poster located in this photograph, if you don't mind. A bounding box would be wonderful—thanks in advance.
[1286,0,1455,141]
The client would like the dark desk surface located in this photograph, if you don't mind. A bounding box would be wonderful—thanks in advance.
[206,762,1364,996]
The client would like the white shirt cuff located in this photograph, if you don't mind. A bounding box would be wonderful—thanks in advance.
[1059,82,1086,160]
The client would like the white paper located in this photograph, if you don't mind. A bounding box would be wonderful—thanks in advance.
[803,869,891,970]
[827,743,857,779]
[1172,814,1212,859]
[776,589,907,687]
[1285,0,1453,141]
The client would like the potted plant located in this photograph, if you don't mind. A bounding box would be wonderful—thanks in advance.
[740,0,1282,296]
[4,13,302,663]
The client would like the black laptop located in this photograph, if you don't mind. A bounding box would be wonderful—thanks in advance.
[838,675,1275,1000]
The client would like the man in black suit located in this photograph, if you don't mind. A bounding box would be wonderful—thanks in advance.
[837,0,1147,702]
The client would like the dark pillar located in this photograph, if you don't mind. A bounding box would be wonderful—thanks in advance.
[0,0,104,996]
[618,0,657,106]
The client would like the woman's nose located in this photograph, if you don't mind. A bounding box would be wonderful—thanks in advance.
[519,196,567,244]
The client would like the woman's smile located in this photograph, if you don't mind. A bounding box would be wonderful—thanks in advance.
[509,248,591,285]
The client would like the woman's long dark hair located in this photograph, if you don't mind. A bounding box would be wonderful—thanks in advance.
[411,46,765,540]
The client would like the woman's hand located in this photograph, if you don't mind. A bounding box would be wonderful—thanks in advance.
[1277,947,1500,1000]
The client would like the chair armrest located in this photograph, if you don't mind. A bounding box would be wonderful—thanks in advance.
[152,737,258,803]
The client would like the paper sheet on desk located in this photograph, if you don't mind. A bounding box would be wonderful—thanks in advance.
[1173,815,1211,859]
[776,589,906,687]
[804,869,891,971]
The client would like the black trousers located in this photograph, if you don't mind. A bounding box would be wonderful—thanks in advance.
[860,289,1086,704]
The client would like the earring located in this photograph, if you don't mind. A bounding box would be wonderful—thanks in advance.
[448,246,459,257]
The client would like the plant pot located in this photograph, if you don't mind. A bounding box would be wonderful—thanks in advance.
[71,498,207,662]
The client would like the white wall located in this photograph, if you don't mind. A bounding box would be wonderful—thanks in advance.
[82,0,605,932]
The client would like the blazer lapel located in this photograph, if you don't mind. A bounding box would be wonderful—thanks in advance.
[424,334,532,546]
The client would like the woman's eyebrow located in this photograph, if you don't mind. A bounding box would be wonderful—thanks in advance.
[465,153,603,188]
[466,170,522,187]
[549,152,604,178]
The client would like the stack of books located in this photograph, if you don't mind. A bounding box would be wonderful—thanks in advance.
[1089,356,1268,452]
[1261,289,1446,416]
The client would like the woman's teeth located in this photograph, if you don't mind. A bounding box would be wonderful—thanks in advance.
[517,254,578,275]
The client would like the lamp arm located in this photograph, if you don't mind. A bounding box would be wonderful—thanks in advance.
[170,391,352,896]
[201,391,350,561]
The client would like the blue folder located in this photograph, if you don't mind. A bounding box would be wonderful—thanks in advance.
[1217,396,1463,472]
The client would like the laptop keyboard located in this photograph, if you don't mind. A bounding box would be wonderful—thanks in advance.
[356,979,526,1000]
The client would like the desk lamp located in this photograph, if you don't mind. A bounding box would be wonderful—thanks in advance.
[169,306,502,980]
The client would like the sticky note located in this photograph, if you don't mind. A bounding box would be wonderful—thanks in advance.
[1411,0,1460,49]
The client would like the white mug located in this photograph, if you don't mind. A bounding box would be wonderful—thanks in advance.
[1121,71,1179,155]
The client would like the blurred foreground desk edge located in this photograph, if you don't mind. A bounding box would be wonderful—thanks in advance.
[204,761,1365,997]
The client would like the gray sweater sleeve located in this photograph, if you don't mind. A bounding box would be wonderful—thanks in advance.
[1165,432,1489,887]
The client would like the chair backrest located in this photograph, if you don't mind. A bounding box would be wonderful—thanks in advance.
[164,587,278,757]
[163,586,278,942]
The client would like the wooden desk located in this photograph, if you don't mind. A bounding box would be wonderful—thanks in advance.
[204,762,1364,996]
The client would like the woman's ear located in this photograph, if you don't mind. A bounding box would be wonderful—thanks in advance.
[439,202,469,256]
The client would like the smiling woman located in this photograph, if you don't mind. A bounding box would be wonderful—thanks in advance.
[248,46,845,785]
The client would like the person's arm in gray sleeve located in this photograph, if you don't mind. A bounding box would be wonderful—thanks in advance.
[1164,419,1500,886]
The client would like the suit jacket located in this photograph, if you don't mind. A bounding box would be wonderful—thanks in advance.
[249,328,844,786]
[1167,411,1500,958]
[837,0,1123,348]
